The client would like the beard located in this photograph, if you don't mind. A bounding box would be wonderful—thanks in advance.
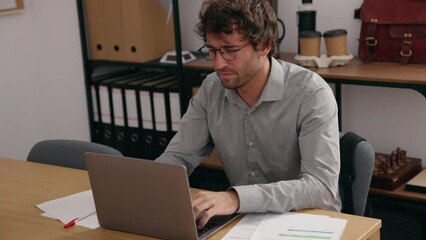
[217,55,263,90]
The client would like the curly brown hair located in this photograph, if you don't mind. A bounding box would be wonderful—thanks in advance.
[195,0,279,58]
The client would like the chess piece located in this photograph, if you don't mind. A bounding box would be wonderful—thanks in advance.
[372,147,422,190]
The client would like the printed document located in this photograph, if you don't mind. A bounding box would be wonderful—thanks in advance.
[222,212,347,240]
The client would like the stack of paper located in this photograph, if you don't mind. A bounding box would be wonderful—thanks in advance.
[36,190,99,229]
[406,169,426,193]
[222,212,347,240]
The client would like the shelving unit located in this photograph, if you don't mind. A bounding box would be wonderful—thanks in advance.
[76,0,197,160]
[75,0,232,190]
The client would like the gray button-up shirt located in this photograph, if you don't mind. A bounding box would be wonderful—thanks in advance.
[156,58,341,213]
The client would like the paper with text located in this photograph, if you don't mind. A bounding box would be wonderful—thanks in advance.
[221,213,267,240]
[222,212,347,240]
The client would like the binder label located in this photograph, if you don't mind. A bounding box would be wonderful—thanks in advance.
[99,86,111,124]
[125,89,138,127]
[140,91,153,129]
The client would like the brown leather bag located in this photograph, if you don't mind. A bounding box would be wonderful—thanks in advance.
[358,0,426,64]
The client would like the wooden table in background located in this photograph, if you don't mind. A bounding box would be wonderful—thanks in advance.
[185,53,426,129]
[186,53,426,92]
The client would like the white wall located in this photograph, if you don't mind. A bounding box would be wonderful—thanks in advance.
[1,0,425,165]
[0,0,89,160]
[178,0,426,165]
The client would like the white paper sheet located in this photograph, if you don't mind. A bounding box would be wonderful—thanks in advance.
[221,213,267,240]
[222,213,347,240]
[36,190,99,229]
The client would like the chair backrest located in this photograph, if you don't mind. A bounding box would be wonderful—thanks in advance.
[339,132,375,216]
[27,139,123,170]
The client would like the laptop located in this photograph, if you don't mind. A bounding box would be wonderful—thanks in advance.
[84,152,239,240]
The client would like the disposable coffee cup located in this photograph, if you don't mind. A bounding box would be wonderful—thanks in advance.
[298,31,321,57]
[323,29,348,57]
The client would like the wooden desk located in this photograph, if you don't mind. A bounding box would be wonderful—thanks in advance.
[185,53,426,129]
[370,184,426,203]
[185,53,426,96]
[0,158,381,240]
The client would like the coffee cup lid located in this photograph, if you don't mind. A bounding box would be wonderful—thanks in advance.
[323,29,347,38]
[299,31,322,38]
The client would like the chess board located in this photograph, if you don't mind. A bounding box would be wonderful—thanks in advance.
[371,148,422,190]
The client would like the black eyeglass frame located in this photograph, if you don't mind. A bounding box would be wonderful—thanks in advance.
[197,42,251,61]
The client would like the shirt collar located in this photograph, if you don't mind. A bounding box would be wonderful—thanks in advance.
[224,57,285,105]
[260,57,285,102]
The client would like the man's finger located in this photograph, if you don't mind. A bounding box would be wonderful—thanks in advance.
[193,200,212,220]
[197,208,216,229]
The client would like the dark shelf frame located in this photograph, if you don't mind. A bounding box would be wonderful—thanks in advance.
[76,0,188,143]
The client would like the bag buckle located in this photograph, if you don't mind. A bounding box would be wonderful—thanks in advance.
[365,37,377,46]
[400,40,413,57]
[400,49,412,57]
[403,40,413,46]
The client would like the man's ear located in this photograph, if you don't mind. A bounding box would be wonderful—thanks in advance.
[260,38,272,56]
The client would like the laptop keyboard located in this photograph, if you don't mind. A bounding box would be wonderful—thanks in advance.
[196,222,216,236]
[196,214,239,238]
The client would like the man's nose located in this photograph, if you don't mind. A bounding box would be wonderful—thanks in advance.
[213,52,228,69]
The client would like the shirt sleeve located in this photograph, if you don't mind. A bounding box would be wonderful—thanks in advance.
[232,81,341,213]
[155,81,214,176]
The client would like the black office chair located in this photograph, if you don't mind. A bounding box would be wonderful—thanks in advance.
[27,139,123,170]
[339,132,375,216]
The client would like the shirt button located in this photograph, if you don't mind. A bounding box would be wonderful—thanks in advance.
[250,171,256,177]
[248,141,253,146]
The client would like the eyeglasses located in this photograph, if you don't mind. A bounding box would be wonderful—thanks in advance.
[197,42,250,61]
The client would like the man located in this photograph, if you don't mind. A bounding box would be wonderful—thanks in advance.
[156,0,341,228]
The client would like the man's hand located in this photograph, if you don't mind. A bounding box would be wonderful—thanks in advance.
[192,190,240,229]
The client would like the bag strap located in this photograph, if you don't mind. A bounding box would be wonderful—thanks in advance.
[364,21,378,63]
[339,132,366,214]
[364,22,414,64]
[400,39,413,64]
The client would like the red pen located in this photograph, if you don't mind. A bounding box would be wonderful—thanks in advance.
[63,217,79,228]
[63,212,96,228]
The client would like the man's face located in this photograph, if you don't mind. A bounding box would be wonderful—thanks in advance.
[206,32,264,90]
